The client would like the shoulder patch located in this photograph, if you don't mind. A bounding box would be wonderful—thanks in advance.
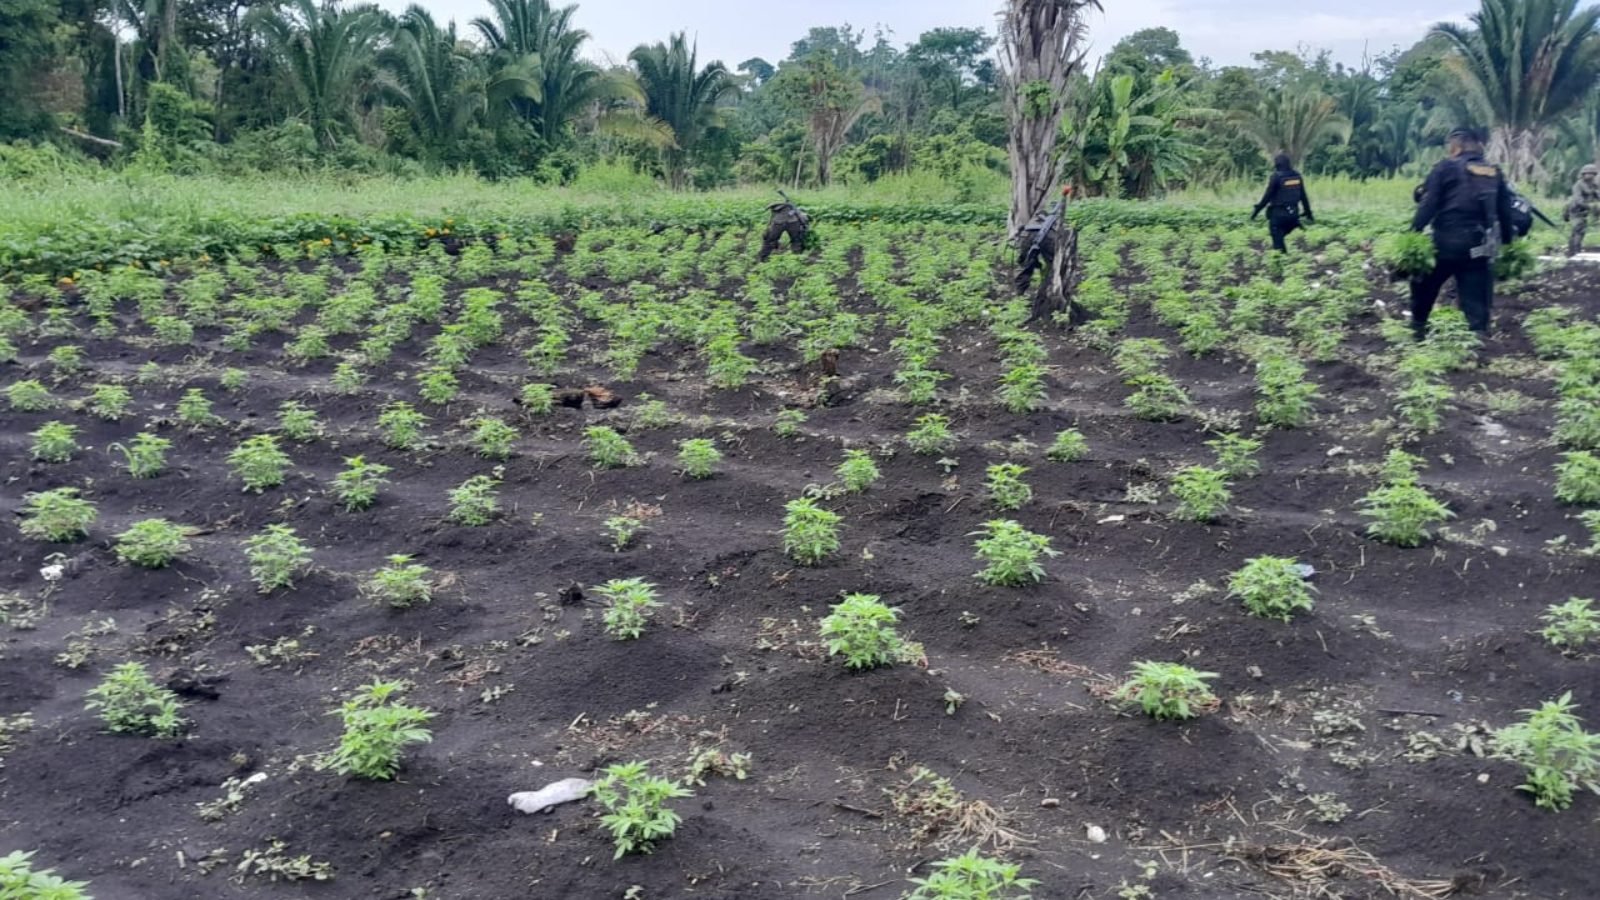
[1282,178,1302,187]
[1466,163,1498,177]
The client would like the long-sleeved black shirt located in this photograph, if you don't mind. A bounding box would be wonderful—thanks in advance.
[1254,170,1313,218]
[1412,153,1515,245]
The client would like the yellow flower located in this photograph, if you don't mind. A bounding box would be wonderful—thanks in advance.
[425,227,437,237]
[322,237,332,245]
[441,228,451,236]
[58,276,74,286]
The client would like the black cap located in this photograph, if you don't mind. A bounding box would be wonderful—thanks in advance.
[1448,126,1482,141]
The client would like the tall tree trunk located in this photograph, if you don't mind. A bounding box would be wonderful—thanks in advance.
[1002,0,1099,324]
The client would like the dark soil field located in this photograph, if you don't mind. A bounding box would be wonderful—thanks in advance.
[1,224,1597,900]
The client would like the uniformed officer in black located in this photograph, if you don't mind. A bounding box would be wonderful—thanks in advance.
[1251,153,1314,252]
[1409,126,1515,340]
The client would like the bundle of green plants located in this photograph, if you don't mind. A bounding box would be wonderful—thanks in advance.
[1377,232,1436,279]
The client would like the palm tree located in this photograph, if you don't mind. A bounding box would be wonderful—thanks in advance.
[1433,0,1600,182]
[1233,88,1351,167]
[772,54,881,186]
[250,0,388,148]
[378,7,492,159]
[628,33,736,188]
[472,0,637,146]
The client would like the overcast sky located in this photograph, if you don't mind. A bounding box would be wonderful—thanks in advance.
[376,0,1475,70]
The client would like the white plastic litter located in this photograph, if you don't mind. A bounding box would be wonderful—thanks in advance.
[40,564,64,582]
[1294,564,1316,579]
[1085,824,1107,843]
[508,778,592,814]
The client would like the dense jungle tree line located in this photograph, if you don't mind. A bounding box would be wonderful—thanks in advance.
[2,0,1600,192]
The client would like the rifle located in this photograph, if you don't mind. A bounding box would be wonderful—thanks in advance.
[1018,197,1066,277]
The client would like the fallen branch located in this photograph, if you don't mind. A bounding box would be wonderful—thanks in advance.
[59,127,122,149]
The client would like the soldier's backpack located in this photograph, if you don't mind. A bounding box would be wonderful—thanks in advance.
[1507,191,1535,238]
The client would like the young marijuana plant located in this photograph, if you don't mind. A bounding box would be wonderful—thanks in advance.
[367,555,433,608]
[87,383,133,421]
[0,850,93,900]
[1206,433,1262,478]
[677,438,722,479]
[228,434,292,492]
[177,388,221,428]
[1555,451,1600,505]
[1540,598,1599,651]
[1169,465,1231,522]
[1228,556,1315,621]
[820,593,905,670]
[1115,661,1219,721]
[589,761,692,859]
[773,408,807,438]
[1046,428,1088,462]
[417,367,459,405]
[973,519,1058,587]
[594,577,662,640]
[448,475,501,525]
[277,400,322,441]
[6,379,53,411]
[30,421,79,463]
[1357,481,1453,547]
[998,362,1047,413]
[519,382,555,414]
[378,401,429,450]
[332,456,391,511]
[907,414,956,456]
[837,449,881,493]
[985,463,1033,511]
[603,515,644,551]
[85,661,184,737]
[324,680,434,781]
[19,488,97,542]
[585,426,639,469]
[114,519,192,569]
[1492,693,1600,811]
[906,847,1038,900]
[244,524,312,592]
[472,417,519,460]
[783,497,842,565]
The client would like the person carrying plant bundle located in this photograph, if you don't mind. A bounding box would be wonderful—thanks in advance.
[1564,164,1600,257]
[1408,126,1515,341]
[758,189,810,261]
[1250,153,1313,253]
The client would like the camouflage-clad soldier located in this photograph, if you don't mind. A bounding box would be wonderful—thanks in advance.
[1565,164,1600,256]
[759,193,810,261]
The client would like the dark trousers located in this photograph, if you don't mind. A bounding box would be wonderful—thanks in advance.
[1267,212,1300,252]
[1410,255,1493,337]
[758,221,806,261]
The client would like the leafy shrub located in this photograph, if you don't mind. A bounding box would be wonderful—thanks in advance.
[18,488,97,542]
[973,519,1058,586]
[907,414,956,456]
[448,475,501,525]
[594,577,662,639]
[519,382,555,414]
[820,593,905,670]
[30,422,79,463]
[1169,466,1230,522]
[677,438,722,479]
[276,401,321,441]
[783,497,842,565]
[332,456,391,511]
[1228,556,1315,621]
[907,848,1037,900]
[87,384,132,421]
[1555,451,1600,505]
[114,519,191,568]
[1046,428,1088,462]
[998,362,1047,413]
[1125,373,1189,421]
[0,850,93,900]
[1255,355,1318,427]
[603,515,644,551]
[324,681,433,781]
[985,463,1032,510]
[85,661,184,737]
[589,761,692,859]
[1540,598,1599,650]
[243,524,312,592]
[1114,661,1219,720]
[584,426,639,469]
[228,435,291,492]
[837,449,881,492]
[1495,239,1536,281]
[1492,693,1600,811]
[367,555,433,608]
[176,388,220,427]
[773,408,807,438]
